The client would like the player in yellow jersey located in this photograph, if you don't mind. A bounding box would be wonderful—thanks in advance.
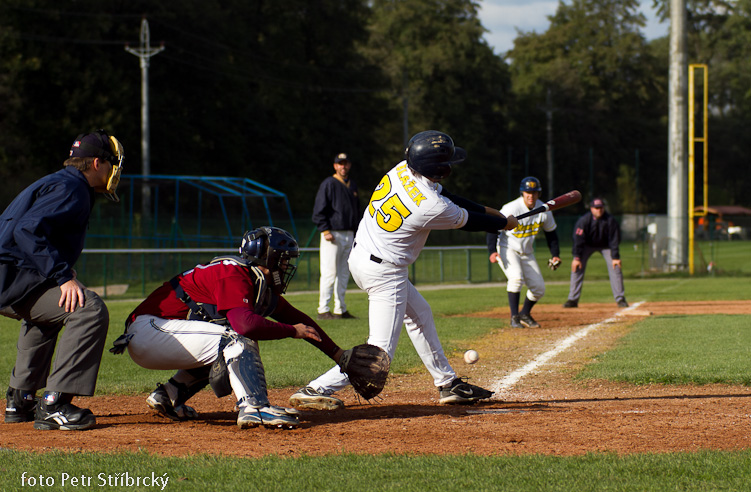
[487,177,560,328]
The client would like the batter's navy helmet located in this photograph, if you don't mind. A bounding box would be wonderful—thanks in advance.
[405,130,466,181]
[519,176,542,193]
[240,227,300,294]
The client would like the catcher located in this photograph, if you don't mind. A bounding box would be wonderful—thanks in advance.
[110,227,388,429]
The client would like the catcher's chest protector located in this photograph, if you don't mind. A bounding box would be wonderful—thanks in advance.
[171,257,279,322]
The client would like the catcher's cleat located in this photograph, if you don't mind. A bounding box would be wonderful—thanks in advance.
[438,377,493,405]
[617,299,629,308]
[563,299,578,308]
[146,383,198,421]
[33,393,95,431]
[289,386,344,410]
[237,405,300,429]
[5,387,37,423]
[509,315,523,328]
[518,313,540,328]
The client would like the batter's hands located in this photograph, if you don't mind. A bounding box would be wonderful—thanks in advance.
[59,278,86,312]
[548,257,562,270]
[571,258,582,272]
[489,252,500,264]
[504,215,518,230]
[293,323,322,342]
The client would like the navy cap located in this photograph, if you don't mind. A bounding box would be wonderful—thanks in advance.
[591,198,605,208]
[69,131,115,160]
[334,153,350,164]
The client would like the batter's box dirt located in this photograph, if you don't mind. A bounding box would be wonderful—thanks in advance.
[2,301,751,456]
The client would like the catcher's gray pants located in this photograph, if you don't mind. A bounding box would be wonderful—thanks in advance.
[1,284,109,396]
[566,246,626,303]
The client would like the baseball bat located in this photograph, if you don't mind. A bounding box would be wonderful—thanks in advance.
[514,190,582,219]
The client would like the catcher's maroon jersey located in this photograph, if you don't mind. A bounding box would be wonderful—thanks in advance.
[128,260,256,324]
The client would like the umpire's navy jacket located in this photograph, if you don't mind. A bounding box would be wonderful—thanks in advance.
[0,166,95,308]
[572,211,621,260]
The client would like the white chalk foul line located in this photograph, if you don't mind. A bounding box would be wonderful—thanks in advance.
[490,301,644,396]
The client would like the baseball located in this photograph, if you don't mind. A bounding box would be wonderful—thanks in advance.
[464,349,479,364]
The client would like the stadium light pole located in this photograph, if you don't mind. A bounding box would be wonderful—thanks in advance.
[667,0,688,271]
[126,18,164,221]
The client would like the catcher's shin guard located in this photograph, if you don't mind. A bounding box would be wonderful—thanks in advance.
[224,336,269,408]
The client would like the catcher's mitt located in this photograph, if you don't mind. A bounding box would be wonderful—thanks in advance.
[548,258,562,271]
[338,344,391,401]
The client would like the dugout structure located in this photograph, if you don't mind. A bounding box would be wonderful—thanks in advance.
[87,175,297,248]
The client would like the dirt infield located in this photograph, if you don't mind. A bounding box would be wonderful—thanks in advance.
[3,301,751,457]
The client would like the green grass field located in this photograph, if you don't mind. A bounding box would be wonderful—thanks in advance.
[2,273,751,490]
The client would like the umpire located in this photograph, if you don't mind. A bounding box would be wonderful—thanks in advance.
[1,130,123,430]
[563,197,628,308]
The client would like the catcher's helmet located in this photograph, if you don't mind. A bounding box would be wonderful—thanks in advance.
[240,226,299,294]
[404,130,466,181]
[519,176,542,193]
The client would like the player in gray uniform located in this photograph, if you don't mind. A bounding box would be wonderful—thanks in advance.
[289,130,518,410]
[563,197,628,308]
[487,177,560,329]
[1,130,123,431]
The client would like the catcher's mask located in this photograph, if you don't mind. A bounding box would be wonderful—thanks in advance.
[404,130,466,181]
[239,227,299,294]
[70,129,124,202]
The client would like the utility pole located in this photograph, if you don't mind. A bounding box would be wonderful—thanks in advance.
[126,18,164,221]
[544,88,555,199]
[667,0,688,270]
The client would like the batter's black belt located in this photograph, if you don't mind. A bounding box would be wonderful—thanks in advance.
[354,242,384,264]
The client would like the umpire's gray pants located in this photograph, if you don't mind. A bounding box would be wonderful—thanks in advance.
[1,284,109,396]
[566,246,626,303]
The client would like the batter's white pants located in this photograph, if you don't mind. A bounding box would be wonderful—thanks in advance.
[318,230,354,315]
[309,245,456,393]
[496,246,546,301]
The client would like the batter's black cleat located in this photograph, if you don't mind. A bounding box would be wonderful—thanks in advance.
[289,386,344,410]
[617,299,629,308]
[4,387,37,423]
[510,315,523,328]
[33,392,95,431]
[518,313,540,328]
[563,299,578,308]
[439,377,493,404]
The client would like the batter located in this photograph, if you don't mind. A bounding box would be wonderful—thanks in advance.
[290,130,517,410]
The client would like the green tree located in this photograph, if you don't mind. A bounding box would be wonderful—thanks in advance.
[362,0,512,206]
[507,0,668,213]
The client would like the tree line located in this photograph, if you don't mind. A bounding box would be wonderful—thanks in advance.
[0,0,748,225]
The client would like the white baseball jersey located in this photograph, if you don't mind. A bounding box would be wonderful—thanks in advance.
[353,161,468,266]
[498,196,557,255]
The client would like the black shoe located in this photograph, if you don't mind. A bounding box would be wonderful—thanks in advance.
[518,313,540,328]
[317,312,337,320]
[4,387,37,423]
[439,378,493,404]
[617,299,629,308]
[563,299,578,308]
[146,382,198,421]
[510,315,523,328]
[338,311,357,319]
[33,392,95,431]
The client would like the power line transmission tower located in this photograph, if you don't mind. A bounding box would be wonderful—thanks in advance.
[126,18,164,220]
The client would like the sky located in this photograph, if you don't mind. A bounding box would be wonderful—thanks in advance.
[477,0,669,55]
